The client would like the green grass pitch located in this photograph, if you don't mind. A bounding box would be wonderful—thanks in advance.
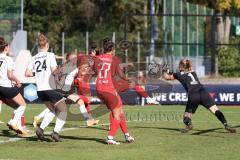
[0,104,239,160]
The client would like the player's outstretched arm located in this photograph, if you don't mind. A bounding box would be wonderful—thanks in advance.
[119,63,134,70]
[51,66,64,76]
[163,72,175,81]
[117,66,129,81]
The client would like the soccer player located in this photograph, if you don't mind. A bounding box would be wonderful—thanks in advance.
[0,37,29,136]
[163,59,236,133]
[25,34,87,142]
[63,51,99,126]
[102,37,158,105]
[33,51,99,128]
[75,46,96,113]
[94,41,134,145]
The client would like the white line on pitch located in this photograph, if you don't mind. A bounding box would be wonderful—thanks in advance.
[0,123,110,145]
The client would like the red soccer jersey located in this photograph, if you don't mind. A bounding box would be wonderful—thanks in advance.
[111,56,122,77]
[95,54,122,109]
[95,54,114,89]
[77,53,95,83]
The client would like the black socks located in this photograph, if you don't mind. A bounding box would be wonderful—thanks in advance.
[215,110,227,126]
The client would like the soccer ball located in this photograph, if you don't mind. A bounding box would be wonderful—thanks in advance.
[148,63,159,75]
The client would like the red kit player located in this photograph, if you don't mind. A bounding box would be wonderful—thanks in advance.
[95,41,134,145]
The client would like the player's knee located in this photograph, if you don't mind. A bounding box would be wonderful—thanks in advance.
[77,98,84,105]
[183,117,192,126]
[79,95,90,104]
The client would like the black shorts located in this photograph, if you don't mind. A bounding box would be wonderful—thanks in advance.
[37,90,66,104]
[0,86,20,99]
[185,88,215,113]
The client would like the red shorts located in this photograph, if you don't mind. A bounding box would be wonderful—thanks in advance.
[113,79,130,93]
[96,87,122,109]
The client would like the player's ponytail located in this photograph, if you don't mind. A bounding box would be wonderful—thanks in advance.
[103,41,115,53]
[0,37,8,52]
[38,34,48,49]
[185,59,192,71]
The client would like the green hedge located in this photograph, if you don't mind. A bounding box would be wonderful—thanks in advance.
[218,45,240,77]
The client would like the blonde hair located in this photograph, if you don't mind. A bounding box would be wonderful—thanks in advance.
[179,59,192,72]
[38,34,48,49]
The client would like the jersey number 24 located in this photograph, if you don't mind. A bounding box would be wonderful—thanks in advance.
[35,59,47,72]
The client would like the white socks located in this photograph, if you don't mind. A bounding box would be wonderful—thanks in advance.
[107,135,114,140]
[12,106,25,126]
[40,111,55,130]
[54,112,67,133]
[37,108,50,119]
[79,105,91,120]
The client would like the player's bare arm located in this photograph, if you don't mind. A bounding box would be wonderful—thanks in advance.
[119,62,134,70]
[7,69,21,87]
[25,69,34,77]
[117,66,130,81]
[163,72,175,80]
[51,66,63,76]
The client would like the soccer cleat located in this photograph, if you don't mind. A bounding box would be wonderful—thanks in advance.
[8,122,31,136]
[36,126,45,141]
[106,138,120,145]
[181,125,193,133]
[7,123,14,131]
[8,123,22,133]
[17,129,31,138]
[125,135,135,143]
[51,131,61,142]
[146,97,159,105]
[225,125,236,133]
[86,119,100,127]
[33,116,41,128]
[16,126,31,135]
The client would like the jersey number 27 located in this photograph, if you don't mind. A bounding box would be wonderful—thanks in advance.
[99,62,111,79]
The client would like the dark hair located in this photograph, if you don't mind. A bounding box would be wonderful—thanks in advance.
[102,37,111,48]
[66,52,75,61]
[89,43,97,54]
[95,48,102,56]
[103,41,115,53]
[0,37,8,52]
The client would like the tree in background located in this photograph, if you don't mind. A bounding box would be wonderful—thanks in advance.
[187,0,240,44]
[24,0,150,55]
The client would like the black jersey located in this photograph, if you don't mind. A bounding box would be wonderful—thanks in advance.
[173,71,203,93]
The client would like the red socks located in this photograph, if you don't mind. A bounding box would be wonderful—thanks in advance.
[108,112,120,137]
[119,113,128,134]
[134,85,149,98]
[11,114,25,127]
[21,116,25,126]
[108,112,129,137]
